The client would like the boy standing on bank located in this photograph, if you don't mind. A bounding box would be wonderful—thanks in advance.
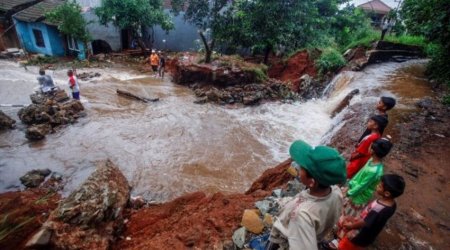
[358,96,396,143]
[266,140,346,250]
[337,174,405,250]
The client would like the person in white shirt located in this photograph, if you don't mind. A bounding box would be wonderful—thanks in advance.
[266,140,346,250]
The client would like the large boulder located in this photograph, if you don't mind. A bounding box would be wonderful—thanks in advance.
[0,110,16,129]
[25,123,52,140]
[17,104,49,125]
[26,160,130,249]
[18,98,84,140]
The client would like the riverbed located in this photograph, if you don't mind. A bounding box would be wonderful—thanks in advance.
[0,59,428,201]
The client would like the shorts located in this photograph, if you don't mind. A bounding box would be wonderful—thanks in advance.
[338,237,363,250]
[151,65,158,72]
[72,92,80,100]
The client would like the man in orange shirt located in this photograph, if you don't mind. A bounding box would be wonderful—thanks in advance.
[149,50,160,76]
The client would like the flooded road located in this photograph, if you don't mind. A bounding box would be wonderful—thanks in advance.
[0,59,430,201]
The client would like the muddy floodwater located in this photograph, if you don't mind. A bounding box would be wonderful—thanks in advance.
[0,59,430,201]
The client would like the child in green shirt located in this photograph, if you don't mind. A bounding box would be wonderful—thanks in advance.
[322,138,393,249]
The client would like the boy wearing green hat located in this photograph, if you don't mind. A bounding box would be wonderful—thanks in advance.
[266,140,347,250]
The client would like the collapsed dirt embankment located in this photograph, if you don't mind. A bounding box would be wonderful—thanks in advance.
[168,52,316,105]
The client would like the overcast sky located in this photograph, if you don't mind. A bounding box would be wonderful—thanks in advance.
[350,0,402,9]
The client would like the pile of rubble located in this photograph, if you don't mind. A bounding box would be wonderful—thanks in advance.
[231,169,303,249]
[0,48,24,59]
[17,90,85,140]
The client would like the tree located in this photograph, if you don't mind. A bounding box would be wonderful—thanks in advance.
[45,0,91,57]
[224,0,340,64]
[95,0,173,51]
[400,0,450,85]
[171,0,231,63]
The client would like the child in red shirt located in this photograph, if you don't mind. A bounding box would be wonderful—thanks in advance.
[347,115,387,179]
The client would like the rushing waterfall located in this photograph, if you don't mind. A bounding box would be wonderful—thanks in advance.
[0,59,428,202]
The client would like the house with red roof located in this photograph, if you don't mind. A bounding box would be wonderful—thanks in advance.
[357,0,392,27]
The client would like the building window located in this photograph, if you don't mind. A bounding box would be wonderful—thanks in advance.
[67,36,79,51]
[32,29,45,48]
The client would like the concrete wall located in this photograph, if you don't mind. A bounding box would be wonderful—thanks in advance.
[76,0,121,51]
[151,11,199,52]
[14,19,65,56]
[82,10,121,51]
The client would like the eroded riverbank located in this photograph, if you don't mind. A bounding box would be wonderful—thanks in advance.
[1,59,448,249]
[0,59,398,202]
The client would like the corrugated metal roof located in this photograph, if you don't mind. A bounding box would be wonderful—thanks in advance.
[358,0,392,14]
[0,0,37,12]
[13,0,62,23]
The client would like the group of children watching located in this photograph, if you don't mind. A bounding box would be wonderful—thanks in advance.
[266,96,405,250]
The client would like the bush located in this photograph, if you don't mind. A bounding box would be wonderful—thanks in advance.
[426,44,450,87]
[243,65,268,82]
[443,95,450,105]
[342,29,379,52]
[315,48,346,75]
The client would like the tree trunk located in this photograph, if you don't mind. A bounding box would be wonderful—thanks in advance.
[116,89,159,103]
[136,37,147,51]
[263,44,272,65]
[199,31,214,64]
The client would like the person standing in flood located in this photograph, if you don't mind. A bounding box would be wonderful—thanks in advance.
[67,69,80,100]
[149,50,160,77]
[37,68,55,94]
[158,51,166,79]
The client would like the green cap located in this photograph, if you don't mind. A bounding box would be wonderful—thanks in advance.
[289,140,346,186]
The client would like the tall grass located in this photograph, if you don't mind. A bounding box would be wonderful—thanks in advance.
[341,29,379,52]
[384,35,427,47]
[315,48,346,75]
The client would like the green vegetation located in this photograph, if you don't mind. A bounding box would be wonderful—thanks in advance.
[315,48,346,75]
[171,0,231,63]
[400,0,450,91]
[384,35,426,47]
[342,30,380,52]
[45,1,90,43]
[245,66,268,82]
[95,0,173,51]
[45,1,91,58]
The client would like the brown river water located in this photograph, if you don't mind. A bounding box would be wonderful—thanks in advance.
[0,59,430,201]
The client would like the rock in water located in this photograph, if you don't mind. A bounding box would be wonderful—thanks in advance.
[0,110,16,129]
[26,160,130,249]
[25,124,52,140]
[20,169,52,188]
[331,89,360,118]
